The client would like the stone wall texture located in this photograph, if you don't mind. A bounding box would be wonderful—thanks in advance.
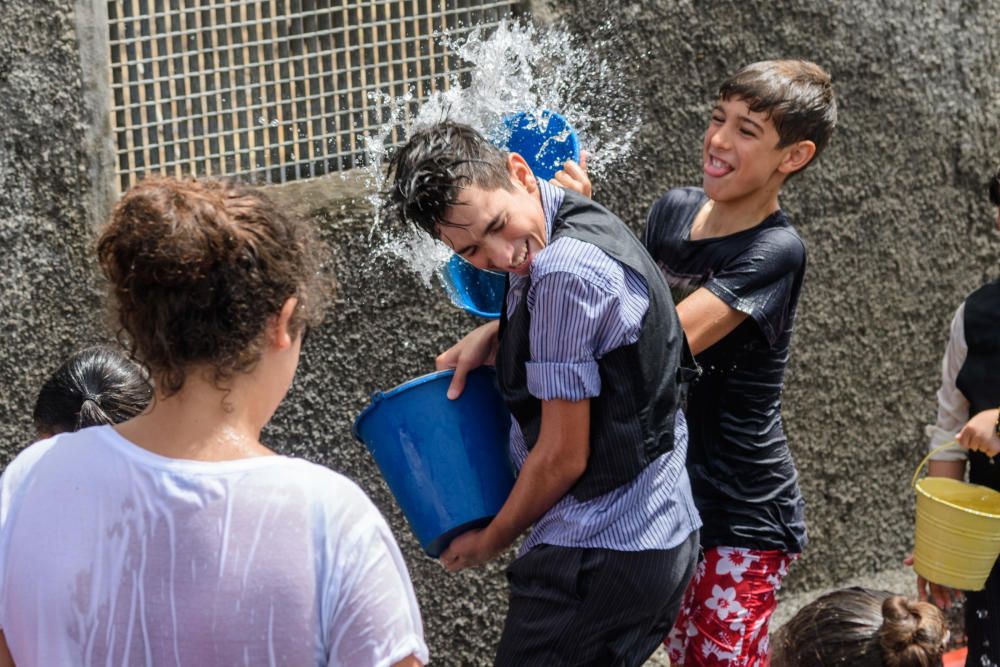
[1,0,999,662]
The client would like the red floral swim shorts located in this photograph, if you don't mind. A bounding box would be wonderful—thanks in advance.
[665,546,797,666]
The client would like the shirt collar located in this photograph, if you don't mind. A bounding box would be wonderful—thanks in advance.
[537,179,565,243]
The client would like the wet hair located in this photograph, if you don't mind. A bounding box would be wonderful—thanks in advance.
[989,165,1000,207]
[719,59,837,168]
[33,346,151,436]
[770,587,948,667]
[96,176,331,396]
[386,121,512,237]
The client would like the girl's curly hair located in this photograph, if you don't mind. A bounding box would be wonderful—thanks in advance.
[96,176,332,396]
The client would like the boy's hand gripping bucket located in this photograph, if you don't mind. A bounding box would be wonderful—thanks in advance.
[440,110,581,319]
[912,442,1000,591]
[353,367,514,557]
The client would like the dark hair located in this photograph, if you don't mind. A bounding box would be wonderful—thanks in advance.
[989,165,1000,207]
[386,121,512,237]
[33,346,152,436]
[770,587,948,667]
[96,176,332,396]
[719,59,837,167]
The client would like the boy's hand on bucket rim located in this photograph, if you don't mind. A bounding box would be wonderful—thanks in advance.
[904,554,963,609]
[436,321,500,400]
[957,408,1000,458]
[551,151,592,198]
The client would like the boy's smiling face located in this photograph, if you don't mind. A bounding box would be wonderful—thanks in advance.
[702,97,812,203]
[437,153,546,276]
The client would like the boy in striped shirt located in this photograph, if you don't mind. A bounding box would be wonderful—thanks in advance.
[388,121,701,666]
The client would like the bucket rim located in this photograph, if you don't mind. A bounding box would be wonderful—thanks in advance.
[351,366,497,441]
[915,479,1000,519]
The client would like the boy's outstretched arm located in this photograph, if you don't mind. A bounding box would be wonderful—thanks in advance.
[435,320,500,399]
[440,397,590,571]
[675,288,749,356]
[550,157,746,355]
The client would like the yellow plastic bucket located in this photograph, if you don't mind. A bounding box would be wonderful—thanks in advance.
[912,442,1000,591]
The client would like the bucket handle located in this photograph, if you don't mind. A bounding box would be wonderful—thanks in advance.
[911,440,959,489]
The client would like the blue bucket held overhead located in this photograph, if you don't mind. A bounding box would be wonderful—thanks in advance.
[352,367,514,557]
[439,110,580,319]
[503,109,581,181]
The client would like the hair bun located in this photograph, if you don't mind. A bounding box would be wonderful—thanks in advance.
[878,595,947,667]
[103,177,242,292]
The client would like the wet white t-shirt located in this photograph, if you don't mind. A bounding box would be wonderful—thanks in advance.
[0,426,428,667]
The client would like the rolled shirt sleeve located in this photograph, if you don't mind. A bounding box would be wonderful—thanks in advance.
[524,242,647,402]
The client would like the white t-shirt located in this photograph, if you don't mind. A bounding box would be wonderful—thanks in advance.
[0,426,428,667]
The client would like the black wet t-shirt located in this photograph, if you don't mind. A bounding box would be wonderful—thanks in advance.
[645,187,807,553]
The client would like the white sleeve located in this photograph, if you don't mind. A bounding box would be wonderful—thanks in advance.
[323,492,428,667]
[0,438,59,631]
[927,304,970,462]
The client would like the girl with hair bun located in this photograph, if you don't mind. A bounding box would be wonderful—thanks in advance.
[0,177,427,666]
[32,345,151,438]
[770,587,949,667]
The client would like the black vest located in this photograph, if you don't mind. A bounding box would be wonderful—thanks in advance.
[497,190,695,501]
[956,279,1000,489]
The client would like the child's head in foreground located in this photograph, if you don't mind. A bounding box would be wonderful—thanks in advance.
[387,121,546,276]
[96,176,330,397]
[770,587,948,667]
[33,345,151,438]
[705,59,837,198]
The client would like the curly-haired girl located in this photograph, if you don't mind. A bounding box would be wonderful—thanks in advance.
[0,177,426,666]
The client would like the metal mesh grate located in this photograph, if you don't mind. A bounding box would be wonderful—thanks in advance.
[107,0,521,191]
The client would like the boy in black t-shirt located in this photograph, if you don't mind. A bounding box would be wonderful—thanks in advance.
[557,60,837,666]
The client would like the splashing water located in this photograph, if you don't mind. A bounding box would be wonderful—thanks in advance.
[412,17,641,181]
[359,16,643,288]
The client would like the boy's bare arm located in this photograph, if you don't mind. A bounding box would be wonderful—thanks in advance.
[927,459,966,480]
[676,288,749,355]
[439,397,590,571]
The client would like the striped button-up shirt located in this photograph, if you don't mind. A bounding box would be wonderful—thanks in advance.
[507,181,701,554]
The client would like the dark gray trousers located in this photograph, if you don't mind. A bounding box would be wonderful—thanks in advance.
[494,530,699,667]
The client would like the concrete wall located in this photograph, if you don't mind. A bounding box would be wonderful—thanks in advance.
[0,0,108,461]
[1,0,999,662]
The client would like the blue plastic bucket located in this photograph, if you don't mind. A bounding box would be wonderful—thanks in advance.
[442,255,507,319]
[503,109,581,181]
[352,367,515,557]
[439,110,580,319]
